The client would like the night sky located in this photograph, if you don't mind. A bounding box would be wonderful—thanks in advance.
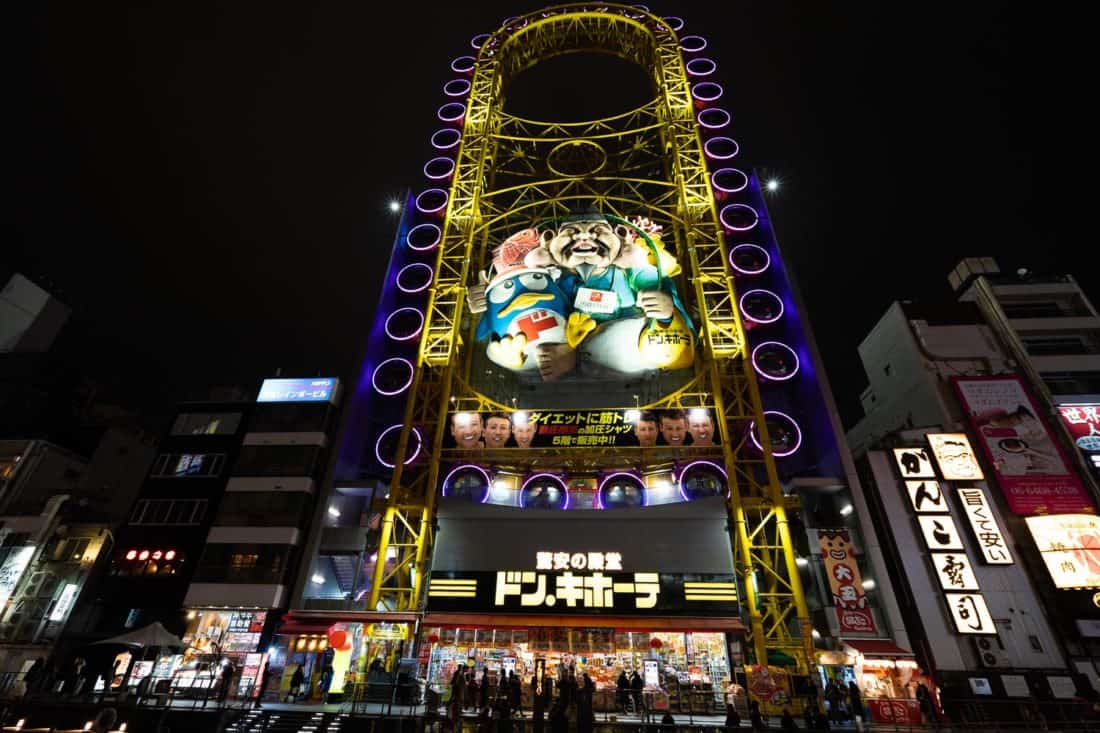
[11,3,1092,428]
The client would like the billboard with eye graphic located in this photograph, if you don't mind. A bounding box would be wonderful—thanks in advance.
[952,376,1092,515]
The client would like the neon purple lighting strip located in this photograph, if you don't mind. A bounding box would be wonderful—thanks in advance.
[686,58,716,77]
[471,33,490,49]
[680,35,707,52]
[750,411,803,457]
[663,16,685,31]
[719,203,759,231]
[431,129,461,150]
[729,244,771,275]
[437,103,465,123]
[704,136,740,160]
[371,357,414,396]
[375,425,422,468]
[596,472,647,510]
[444,79,471,97]
[739,289,784,325]
[751,341,801,382]
[396,263,434,294]
[385,307,425,341]
[415,188,449,214]
[442,463,492,503]
[407,223,441,251]
[711,168,748,194]
[697,108,731,130]
[423,157,456,180]
[451,56,476,73]
[520,473,569,510]
[691,82,723,103]
[676,460,728,502]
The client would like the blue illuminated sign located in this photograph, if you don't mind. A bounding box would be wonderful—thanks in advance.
[257,378,337,403]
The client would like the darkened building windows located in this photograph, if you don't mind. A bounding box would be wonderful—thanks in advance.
[215,491,311,528]
[233,445,324,477]
[194,544,290,584]
[249,403,334,433]
[171,412,243,436]
[129,498,208,526]
[150,453,225,478]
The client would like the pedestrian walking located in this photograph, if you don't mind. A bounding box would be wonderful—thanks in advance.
[287,664,305,702]
[748,699,766,731]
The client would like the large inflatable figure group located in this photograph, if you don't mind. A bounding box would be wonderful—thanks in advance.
[469,212,695,380]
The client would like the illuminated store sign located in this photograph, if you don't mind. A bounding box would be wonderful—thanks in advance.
[257,377,337,403]
[0,546,35,608]
[946,592,996,634]
[1025,514,1100,589]
[931,553,980,591]
[956,488,1013,564]
[818,530,876,633]
[906,480,947,513]
[953,376,1091,515]
[49,583,80,622]
[1058,404,1100,477]
[917,515,964,551]
[496,570,661,609]
[927,433,984,481]
[536,551,622,571]
[892,447,935,479]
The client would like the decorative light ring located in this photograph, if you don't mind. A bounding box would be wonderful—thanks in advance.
[663,16,685,32]
[751,341,801,382]
[739,289,784,325]
[470,34,491,50]
[719,203,759,231]
[385,307,425,341]
[407,223,441,251]
[423,157,456,181]
[519,473,569,510]
[697,108,731,130]
[437,103,466,123]
[691,82,723,103]
[443,79,471,97]
[711,168,749,194]
[729,243,771,275]
[597,472,648,510]
[415,188,449,214]
[750,411,803,457]
[680,35,707,53]
[431,128,462,150]
[676,460,728,502]
[442,463,491,504]
[371,357,415,396]
[704,136,740,160]
[451,56,476,74]
[686,58,717,77]
[396,263,434,294]
[375,425,423,468]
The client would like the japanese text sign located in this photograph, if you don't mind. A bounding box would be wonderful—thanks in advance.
[956,487,1013,564]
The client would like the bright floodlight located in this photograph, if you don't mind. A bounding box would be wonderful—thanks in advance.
[388,200,401,212]
[766,179,779,192]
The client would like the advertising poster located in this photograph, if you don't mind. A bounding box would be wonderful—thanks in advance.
[745,665,792,715]
[952,376,1092,515]
[1058,404,1100,479]
[869,699,922,725]
[818,530,877,633]
[1025,514,1100,589]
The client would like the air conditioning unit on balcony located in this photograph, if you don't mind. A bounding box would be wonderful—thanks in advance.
[973,636,1010,668]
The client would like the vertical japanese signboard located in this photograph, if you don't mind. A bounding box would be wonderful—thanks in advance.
[953,376,1092,515]
[818,530,876,633]
[955,487,1013,564]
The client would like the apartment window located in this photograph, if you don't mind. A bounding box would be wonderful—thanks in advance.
[1021,336,1092,356]
[233,445,323,477]
[129,498,208,526]
[194,544,290,584]
[249,403,333,433]
[215,491,311,527]
[1045,373,1100,396]
[150,453,225,478]
[48,537,91,562]
[170,412,242,436]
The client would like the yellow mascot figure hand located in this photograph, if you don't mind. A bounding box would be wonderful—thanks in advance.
[638,313,695,370]
[566,312,598,349]
[486,333,528,369]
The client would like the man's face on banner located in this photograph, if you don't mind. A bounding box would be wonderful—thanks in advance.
[513,421,537,448]
[485,416,512,449]
[634,418,658,447]
[451,413,484,449]
[660,416,687,446]
[688,412,715,446]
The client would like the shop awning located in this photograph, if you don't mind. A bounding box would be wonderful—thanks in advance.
[422,613,746,633]
[842,639,914,658]
[278,610,419,636]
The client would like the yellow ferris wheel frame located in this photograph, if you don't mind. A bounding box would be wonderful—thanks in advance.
[368,3,813,672]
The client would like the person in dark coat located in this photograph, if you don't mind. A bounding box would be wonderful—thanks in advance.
[847,681,863,721]
[254,666,272,708]
[509,671,522,714]
[748,699,766,731]
[725,702,742,731]
[477,705,493,733]
[630,670,644,712]
[479,669,490,709]
[812,710,831,731]
[549,699,567,733]
[450,668,467,723]
[660,711,676,733]
[779,707,798,731]
[287,664,305,702]
[617,671,630,712]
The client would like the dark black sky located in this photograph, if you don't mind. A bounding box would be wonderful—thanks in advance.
[12,3,1093,427]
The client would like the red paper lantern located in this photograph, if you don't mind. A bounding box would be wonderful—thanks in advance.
[329,629,350,650]
[650,638,663,649]
[428,633,441,644]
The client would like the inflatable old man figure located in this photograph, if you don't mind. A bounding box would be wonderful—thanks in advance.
[525,211,695,374]
[472,228,576,381]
